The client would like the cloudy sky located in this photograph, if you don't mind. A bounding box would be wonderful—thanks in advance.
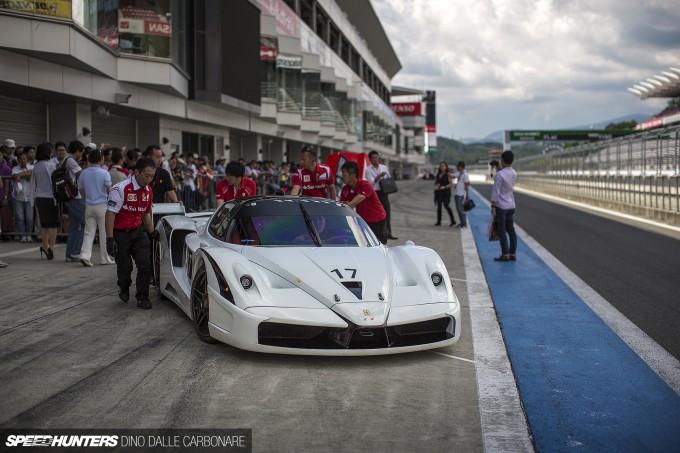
[372,0,680,140]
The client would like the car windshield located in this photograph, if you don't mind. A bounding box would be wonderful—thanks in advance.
[228,214,379,247]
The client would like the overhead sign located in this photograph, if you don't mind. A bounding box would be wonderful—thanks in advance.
[391,102,422,116]
[276,55,302,69]
[0,0,72,18]
[506,130,638,142]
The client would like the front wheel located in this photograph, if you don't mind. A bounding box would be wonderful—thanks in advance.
[190,266,218,344]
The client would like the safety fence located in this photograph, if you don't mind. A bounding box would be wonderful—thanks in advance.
[0,171,290,238]
[514,125,680,223]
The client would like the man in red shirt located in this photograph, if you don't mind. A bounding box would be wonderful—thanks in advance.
[215,161,257,207]
[339,161,387,244]
[105,157,156,309]
[290,146,336,199]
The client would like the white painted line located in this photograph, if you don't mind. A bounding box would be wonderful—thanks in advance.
[516,223,680,396]
[461,203,534,452]
[429,350,476,364]
[515,186,680,234]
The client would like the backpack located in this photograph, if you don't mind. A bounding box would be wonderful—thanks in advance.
[52,156,78,201]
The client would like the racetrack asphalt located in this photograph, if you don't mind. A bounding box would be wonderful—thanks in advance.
[1,180,520,452]
[6,177,677,452]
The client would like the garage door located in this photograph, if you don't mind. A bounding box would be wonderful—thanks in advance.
[92,114,137,148]
[0,96,47,147]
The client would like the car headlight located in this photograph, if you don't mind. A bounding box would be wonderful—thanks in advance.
[431,272,444,286]
[240,274,254,290]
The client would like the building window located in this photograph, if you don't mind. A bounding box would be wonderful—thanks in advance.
[302,71,321,121]
[320,83,336,126]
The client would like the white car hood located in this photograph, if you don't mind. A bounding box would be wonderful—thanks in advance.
[242,247,392,325]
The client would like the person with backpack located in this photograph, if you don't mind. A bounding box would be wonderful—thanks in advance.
[59,140,85,261]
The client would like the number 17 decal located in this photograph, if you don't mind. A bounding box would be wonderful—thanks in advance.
[331,268,357,279]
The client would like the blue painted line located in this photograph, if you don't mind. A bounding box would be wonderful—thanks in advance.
[467,191,680,452]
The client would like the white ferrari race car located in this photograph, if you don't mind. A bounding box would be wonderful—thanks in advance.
[152,196,461,355]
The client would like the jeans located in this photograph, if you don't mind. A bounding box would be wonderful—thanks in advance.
[65,198,85,258]
[494,207,517,256]
[14,199,34,238]
[454,195,467,226]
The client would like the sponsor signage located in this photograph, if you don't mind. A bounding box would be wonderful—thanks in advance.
[507,130,638,142]
[0,0,72,18]
[260,47,277,60]
[391,102,422,116]
[258,0,299,37]
[276,54,302,69]
[145,20,171,36]
[424,125,436,133]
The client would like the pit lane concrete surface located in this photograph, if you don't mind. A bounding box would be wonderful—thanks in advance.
[0,179,529,452]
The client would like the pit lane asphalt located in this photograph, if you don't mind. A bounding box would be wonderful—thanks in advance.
[0,180,525,452]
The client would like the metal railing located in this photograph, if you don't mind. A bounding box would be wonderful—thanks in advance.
[514,125,680,222]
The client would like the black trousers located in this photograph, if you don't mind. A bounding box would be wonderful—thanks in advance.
[367,218,388,244]
[113,227,151,301]
[376,190,392,236]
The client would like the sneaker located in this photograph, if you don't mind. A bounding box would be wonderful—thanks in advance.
[494,255,511,262]
[80,258,94,267]
[0,260,8,268]
[101,258,116,265]
[118,286,130,303]
[65,255,80,262]
[137,299,152,309]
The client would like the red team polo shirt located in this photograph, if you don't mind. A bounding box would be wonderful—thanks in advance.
[292,163,333,198]
[340,179,386,223]
[215,177,257,202]
[107,176,153,230]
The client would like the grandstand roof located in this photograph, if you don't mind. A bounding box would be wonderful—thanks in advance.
[335,0,402,79]
[391,86,424,97]
[628,65,680,99]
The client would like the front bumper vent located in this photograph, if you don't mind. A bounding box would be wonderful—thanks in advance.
[258,316,455,349]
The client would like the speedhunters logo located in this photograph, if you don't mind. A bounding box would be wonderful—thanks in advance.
[1,430,252,452]
[6,435,118,447]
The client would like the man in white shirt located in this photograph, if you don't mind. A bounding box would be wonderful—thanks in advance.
[453,161,470,228]
[364,151,397,240]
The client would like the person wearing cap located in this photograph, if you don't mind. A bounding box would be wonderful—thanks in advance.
[2,139,17,167]
[143,145,179,204]
[290,146,336,199]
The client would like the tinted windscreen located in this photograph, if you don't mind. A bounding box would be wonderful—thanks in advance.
[229,215,378,247]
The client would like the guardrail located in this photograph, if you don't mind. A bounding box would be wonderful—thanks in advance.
[513,125,680,223]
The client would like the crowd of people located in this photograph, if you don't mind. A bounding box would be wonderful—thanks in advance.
[1,135,517,272]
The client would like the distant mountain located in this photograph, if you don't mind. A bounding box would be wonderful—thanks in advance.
[460,113,652,144]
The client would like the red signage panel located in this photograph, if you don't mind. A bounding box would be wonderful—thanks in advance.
[392,102,422,116]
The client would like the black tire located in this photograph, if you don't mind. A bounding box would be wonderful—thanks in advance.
[190,266,218,344]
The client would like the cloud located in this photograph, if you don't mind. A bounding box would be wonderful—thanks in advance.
[373,0,679,138]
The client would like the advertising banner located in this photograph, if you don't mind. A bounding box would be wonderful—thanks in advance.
[276,54,302,70]
[258,0,299,37]
[0,0,72,19]
[260,36,277,61]
[391,102,422,116]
